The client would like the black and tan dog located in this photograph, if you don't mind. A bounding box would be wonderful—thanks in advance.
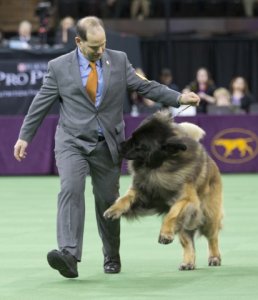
[104,111,223,270]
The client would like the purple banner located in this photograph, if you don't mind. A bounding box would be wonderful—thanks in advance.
[198,115,258,173]
[0,115,258,175]
[123,115,258,174]
[0,116,58,175]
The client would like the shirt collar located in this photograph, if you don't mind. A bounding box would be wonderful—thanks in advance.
[77,47,101,68]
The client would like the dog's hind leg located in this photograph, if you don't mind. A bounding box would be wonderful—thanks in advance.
[208,233,221,266]
[201,224,221,267]
[201,164,223,267]
[178,229,196,271]
[103,188,136,220]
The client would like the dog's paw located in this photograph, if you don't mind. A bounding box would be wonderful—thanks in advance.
[179,263,195,271]
[103,206,123,220]
[158,233,174,245]
[208,256,221,266]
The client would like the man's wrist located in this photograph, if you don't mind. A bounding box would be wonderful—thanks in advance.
[176,94,182,107]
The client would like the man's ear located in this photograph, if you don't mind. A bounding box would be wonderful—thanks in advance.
[162,137,187,153]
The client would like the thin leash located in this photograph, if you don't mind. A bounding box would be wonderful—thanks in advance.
[173,105,192,118]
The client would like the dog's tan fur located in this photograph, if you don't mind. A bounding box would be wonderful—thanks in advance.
[104,113,223,270]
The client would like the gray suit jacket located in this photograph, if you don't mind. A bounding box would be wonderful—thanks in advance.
[19,48,181,164]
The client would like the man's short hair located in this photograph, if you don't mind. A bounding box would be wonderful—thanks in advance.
[76,16,104,41]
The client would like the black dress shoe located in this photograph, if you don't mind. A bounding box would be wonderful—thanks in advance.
[104,255,121,274]
[47,249,78,278]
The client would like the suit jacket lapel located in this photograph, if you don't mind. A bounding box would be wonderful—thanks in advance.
[70,49,95,106]
[69,49,111,107]
[100,51,111,104]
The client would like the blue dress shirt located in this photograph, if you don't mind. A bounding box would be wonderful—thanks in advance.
[77,48,104,109]
[77,48,104,136]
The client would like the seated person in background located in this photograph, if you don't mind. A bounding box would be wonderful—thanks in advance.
[54,16,75,46]
[159,68,186,115]
[184,67,216,114]
[0,29,7,47]
[229,76,255,113]
[130,68,162,115]
[159,68,179,92]
[242,0,257,16]
[9,20,39,49]
[207,88,235,115]
[131,0,150,20]
[214,88,231,107]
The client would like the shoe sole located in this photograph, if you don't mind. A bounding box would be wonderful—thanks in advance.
[104,270,121,274]
[104,268,121,274]
[47,251,78,278]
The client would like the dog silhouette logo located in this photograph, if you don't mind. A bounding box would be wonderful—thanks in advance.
[211,128,258,164]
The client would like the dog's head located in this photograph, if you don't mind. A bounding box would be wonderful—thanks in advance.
[120,112,188,169]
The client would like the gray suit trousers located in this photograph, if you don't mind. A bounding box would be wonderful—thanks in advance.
[55,125,120,261]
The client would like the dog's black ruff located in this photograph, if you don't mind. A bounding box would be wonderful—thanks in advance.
[120,112,206,219]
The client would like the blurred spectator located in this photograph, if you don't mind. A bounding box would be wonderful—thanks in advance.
[229,76,255,113]
[130,68,162,115]
[55,16,75,46]
[0,28,9,48]
[184,67,216,114]
[101,0,128,18]
[0,29,5,47]
[159,68,179,92]
[214,88,231,107]
[208,87,245,115]
[9,21,39,49]
[242,0,257,16]
[131,0,150,20]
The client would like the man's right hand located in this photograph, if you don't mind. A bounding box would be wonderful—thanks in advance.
[179,92,200,106]
[14,139,28,162]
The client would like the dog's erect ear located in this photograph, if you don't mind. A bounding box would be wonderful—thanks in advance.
[162,137,187,153]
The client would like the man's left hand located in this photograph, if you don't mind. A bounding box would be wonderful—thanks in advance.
[179,92,200,106]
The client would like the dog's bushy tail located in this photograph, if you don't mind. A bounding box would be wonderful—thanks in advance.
[178,122,206,142]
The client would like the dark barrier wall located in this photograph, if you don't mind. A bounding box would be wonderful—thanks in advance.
[1,36,258,115]
[1,36,258,174]
[141,36,258,101]
[1,115,258,175]
[0,31,141,115]
[0,59,60,115]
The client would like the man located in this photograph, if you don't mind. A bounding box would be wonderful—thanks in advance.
[9,20,39,49]
[14,16,200,279]
[54,16,75,45]
[159,68,179,92]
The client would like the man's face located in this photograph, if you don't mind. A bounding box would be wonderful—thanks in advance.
[76,27,106,62]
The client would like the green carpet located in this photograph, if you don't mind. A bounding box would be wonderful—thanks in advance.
[0,174,258,300]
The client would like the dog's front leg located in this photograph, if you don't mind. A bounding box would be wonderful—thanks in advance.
[158,199,189,244]
[104,188,136,220]
[159,184,200,244]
